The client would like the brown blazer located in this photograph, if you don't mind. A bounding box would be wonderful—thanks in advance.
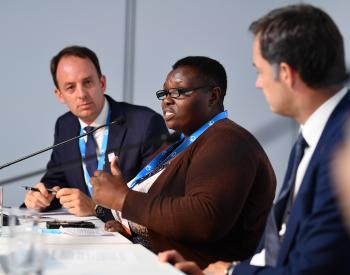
[122,119,276,268]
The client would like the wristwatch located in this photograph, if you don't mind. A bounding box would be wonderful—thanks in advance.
[94,204,115,222]
[224,261,240,275]
[94,204,105,219]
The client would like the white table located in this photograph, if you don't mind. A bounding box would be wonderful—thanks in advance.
[0,214,183,274]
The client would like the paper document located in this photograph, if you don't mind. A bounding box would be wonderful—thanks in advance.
[60,227,114,236]
[39,214,97,222]
[38,209,70,215]
[39,209,98,222]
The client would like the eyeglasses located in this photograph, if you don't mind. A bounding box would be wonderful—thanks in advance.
[156,85,211,100]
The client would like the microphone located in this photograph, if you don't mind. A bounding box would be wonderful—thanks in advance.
[0,119,122,171]
[0,132,181,186]
[156,132,182,147]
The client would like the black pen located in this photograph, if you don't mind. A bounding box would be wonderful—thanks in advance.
[21,186,57,195]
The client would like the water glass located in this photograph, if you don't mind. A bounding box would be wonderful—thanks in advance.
[7,208,45,275]
[0,187,3,236]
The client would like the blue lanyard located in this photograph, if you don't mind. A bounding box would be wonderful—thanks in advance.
[79,111,111,196]
[128,111,228,189]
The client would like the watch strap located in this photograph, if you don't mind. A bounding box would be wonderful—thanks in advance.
[94,205,114,223]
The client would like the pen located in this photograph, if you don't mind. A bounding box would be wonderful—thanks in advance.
[21,186,57,195]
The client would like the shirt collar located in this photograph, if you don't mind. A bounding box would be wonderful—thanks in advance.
[301,87,347,148]
[79,98,109,131]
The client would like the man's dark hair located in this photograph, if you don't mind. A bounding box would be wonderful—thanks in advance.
[50,45,102,88]
[173,56,227,101]
[249,4,348,89]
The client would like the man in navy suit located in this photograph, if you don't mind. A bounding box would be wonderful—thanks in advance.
[24,46,168,218]
[159,4,350,275]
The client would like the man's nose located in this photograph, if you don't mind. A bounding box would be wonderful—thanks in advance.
[77,84,88,98]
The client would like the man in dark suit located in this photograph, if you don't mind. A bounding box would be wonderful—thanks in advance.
[24,46,168,218]
[159,4,350,275]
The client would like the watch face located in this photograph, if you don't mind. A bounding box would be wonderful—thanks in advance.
[95,205,105,217]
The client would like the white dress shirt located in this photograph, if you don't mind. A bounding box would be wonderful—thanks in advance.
[78,98,109,185]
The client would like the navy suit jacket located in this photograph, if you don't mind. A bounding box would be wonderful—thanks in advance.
[235,91,350,275]
[41,95,168,211]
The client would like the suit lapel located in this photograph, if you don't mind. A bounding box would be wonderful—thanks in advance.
[104,96,127,173]
[277,91,350,264]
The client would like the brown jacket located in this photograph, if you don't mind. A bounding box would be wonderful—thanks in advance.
[122,119,276,268]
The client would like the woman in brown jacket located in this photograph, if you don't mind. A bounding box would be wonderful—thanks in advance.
[91,56,276,268]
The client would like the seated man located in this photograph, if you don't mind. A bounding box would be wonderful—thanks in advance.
[91,56,276,267]
[24,46,168,219]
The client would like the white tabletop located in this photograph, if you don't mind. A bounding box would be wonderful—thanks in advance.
[0,214,183,275]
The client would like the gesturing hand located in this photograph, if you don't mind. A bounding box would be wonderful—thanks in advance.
[91,157,129,211]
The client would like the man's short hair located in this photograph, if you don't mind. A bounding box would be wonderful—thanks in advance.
[50,45,102,88]
[249,4,348,89]
[173,56,227,101]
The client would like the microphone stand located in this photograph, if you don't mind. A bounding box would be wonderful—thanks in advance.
[0,132,180,187]
[0,120,120,171]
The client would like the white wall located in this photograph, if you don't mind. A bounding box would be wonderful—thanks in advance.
[0,0,349,206]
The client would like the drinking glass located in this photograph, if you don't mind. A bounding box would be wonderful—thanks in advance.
[7,208,45,275]
[0,187,3,236]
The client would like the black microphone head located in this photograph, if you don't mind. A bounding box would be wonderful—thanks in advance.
[85,118,125,135]
[109,118,125,126]
[160,132,181,144]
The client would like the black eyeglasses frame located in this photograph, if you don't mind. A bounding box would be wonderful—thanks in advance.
[155,85,213,100]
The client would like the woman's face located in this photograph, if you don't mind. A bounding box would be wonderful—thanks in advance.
[161,66,215,136]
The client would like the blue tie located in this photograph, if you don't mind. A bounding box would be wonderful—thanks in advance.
[265,133,308,266]
[84,126,98,177]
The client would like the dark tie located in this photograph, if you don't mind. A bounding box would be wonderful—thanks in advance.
[84,126,98,177]
[265,133,308,266]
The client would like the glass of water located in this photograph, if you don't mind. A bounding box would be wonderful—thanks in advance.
[7,207,45,275]
[0,187,3,236]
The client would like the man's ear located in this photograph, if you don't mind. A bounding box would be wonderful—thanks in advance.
[209,86,221,106]
[279,62,297,88]
[54,88,65,104]
[100,75,107,93]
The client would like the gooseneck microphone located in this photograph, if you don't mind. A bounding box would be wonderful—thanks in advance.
[0,131,181,186]
[160,131,181,144]
[0,119,121,171]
